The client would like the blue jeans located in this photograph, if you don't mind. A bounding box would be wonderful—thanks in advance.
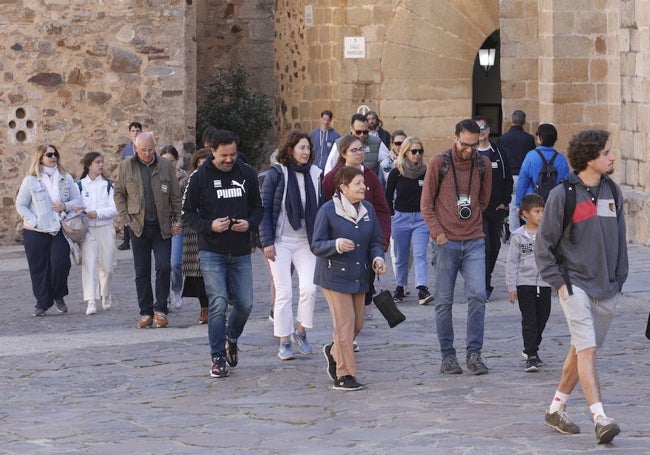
[170,229,184,293]
[433,238,486,359]
[391,211,430,287]
[199,250,253,359]
[130,221,171,316]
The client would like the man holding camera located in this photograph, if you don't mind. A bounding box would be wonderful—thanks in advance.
[421,119,492,375]
[181,129,263,379]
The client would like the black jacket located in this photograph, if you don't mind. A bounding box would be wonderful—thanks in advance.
[181,157,263,256]
[479,142,513,212]
[497,125,536,175]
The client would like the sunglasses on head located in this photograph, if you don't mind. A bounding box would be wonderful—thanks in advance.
[44,152,58,158]
[354,130,369,135]
[410,149,424,155]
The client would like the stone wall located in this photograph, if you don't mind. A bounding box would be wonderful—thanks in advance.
[1,0,196,244]
[619,0,650,243]
[195,0,274,102]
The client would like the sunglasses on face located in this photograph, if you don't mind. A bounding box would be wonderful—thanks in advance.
[393,141,403,146]
[479,124,489,131]
[410,149,424,155]
[354,130,369,135]
[44,152,59,158]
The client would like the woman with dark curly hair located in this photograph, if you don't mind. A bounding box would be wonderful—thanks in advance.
[260,131,322,361]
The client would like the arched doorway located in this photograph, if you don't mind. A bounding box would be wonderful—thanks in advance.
[473,30,502,137]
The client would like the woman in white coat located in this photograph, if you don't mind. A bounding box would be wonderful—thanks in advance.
[77,152,117,315]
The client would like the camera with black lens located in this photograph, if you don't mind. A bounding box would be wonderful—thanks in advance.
[457,195,472,220]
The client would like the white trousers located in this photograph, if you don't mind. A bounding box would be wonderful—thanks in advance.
[268,234,318,337]
[81,224,116,302]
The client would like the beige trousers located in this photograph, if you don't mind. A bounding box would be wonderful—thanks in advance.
[322,289,365,378]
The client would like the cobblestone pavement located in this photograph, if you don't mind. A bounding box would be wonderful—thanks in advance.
[1,241,649,454]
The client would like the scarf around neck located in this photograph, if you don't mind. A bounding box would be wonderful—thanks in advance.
[332,191,368,224]
[400,157,426,180]
[285,161,317,242]
[40,165,61,204]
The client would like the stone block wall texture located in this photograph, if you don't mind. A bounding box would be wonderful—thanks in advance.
[619,0,650,243]
[195,0,274,101]
[1,0,196,244]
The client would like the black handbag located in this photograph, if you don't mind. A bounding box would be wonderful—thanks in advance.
[372,277,405,328]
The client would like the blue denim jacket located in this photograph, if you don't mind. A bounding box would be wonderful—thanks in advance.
[16,173,82,234]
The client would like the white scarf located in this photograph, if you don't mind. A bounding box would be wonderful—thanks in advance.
[40,165,61,204]
[332,192,368,224]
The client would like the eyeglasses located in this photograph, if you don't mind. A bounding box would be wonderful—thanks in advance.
[458,140,479,149]
[354,130,369,135]
[393,141,403,146]
[410,149,424,155]
[348,147,365,154]
[44,152,58,158]
[479,124,489,131]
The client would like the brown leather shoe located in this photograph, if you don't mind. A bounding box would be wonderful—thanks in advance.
[154,311,168,328]
[199,307,208,324]
[137,315,153,328]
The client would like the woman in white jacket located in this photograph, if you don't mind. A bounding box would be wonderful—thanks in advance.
[77,152,117,315]
[16,145,82,316]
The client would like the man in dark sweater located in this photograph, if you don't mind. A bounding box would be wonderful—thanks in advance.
[182,129,263,379]
[473,116,513,300]
[497,110,536,235]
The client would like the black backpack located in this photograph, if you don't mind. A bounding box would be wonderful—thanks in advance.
[533,149,559,201]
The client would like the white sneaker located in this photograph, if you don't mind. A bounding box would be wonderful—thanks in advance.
[102,295,112,311]
[173,291,183,310]
[86,300,98,315]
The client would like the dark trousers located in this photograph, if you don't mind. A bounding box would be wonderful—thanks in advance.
[122,225,131,244]
[130,221,171,316]
[517,285,552,356]
[482,209,506,291]
[23,229,71,310]
[365,268,376,306]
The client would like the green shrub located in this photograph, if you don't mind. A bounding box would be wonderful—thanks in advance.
[196,67,273,168]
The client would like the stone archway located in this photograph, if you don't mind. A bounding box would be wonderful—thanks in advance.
[380,0,500,152]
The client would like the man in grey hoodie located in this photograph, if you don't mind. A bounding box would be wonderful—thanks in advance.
[535,129,628,445]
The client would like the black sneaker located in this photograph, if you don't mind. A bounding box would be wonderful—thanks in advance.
[33,307,46,317]
[525,355,541,372]
[393,286,405,303]
[54,298,68,313]
[323,343,337,381]
[416,286,434,305]
[333,375,365,391]
[210,356,229,378]
[225,339,238,367]
[117,241,130,250]
[522,351,544,366]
